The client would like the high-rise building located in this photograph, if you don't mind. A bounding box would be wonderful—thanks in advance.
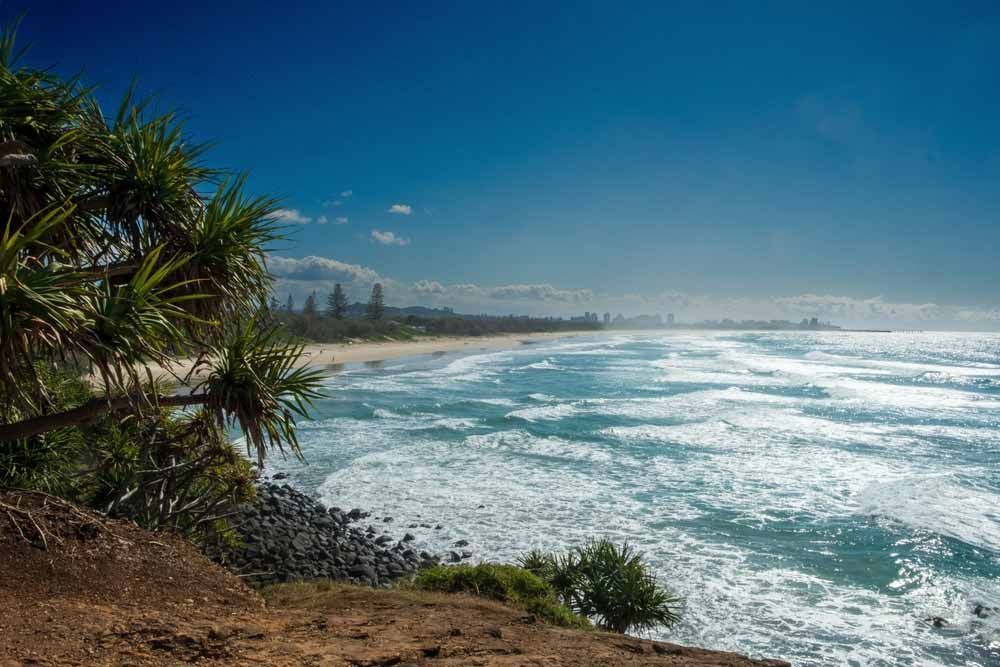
[603,312,611,325]
[667,313,675,326]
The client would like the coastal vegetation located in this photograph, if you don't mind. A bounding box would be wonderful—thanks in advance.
[412,540,683,635]
[518,539,683,634]
[366,282,385,320]
[326,283,348,319]
[0,21,322,537]
[413,563,591,630]
[270,303,604,343]
[402,313,603,337]
[0,363,257,543]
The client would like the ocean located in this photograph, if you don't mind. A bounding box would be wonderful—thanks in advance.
[262,331,1000,666]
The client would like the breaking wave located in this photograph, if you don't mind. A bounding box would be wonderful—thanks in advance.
[271,331,1000,666]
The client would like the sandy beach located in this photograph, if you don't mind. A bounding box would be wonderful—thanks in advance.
[147,331,590,386]
[297,331,587,366]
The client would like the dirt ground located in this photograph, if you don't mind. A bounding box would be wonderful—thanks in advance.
[0,490,788,666]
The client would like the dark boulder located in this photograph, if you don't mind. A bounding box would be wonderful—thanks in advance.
[208,481,442,588]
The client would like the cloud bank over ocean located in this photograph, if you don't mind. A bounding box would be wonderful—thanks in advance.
[267,254,1000,329]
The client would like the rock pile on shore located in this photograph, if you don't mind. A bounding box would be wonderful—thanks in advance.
[214,480,439,586]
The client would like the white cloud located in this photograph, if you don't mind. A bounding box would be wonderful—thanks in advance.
[412,281,594,304]
[760,294,1000,327]
[269,255,390,306]
[387,204,413,215]
[317,214,347,225]
[267,255,383,284]
[371,229,410,246]
[955,307,1000,322]
[324,190,352,208]
[271,208,312,224]
[770,294,942,321]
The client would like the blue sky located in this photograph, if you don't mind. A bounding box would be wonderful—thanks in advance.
[12,2,1000,327]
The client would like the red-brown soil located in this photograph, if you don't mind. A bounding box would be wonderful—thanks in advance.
[0,490,788,666]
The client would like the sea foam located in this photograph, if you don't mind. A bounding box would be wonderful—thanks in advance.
[277,331,1000,667]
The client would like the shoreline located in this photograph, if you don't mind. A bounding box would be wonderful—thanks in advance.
[296,330,589,367]
[146,327,930,387]
[148,330,594,385]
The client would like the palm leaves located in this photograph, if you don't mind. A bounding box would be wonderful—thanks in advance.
[195,320,325,465]
[100,107,213,257]
[0,22,323,462]
[518,538,684,635]
[168,177,282,324]
[0,206,88,407]
[80,247,206,391]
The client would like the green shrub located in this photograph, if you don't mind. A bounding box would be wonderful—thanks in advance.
[272,311,420,343]
[414,563,549,600]
[517,538,683,635]
[0,367,255,544]
[517,549,554,577]
[85,408,256,544]
[0,428,87,495]
[522,595,592,630]
[0,365,91,495]
[412,563,590,630]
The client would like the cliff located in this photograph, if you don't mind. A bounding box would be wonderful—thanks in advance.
[0,490,788,666]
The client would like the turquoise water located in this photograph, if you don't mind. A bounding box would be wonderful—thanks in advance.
[264,332,1000,666]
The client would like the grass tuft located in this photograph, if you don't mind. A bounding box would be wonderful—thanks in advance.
[412,564,591,630]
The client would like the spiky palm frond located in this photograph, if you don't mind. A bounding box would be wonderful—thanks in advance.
[0,21,313,465]
[0,15,27,69]
[99,109,213,258]
[0,206,90,408]
[167,177,282,324]
[194,318,325,466]
[517,549,556,578]
[79,246,208,392]
[569,538,683,634]
[520,539,684,635]
[0,41,107,261]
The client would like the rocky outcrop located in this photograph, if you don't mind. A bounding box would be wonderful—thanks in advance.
[215,482,439,586]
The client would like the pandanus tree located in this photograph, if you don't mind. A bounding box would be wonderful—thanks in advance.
[0,21,324,467]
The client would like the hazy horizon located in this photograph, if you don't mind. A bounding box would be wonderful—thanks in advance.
[18,2,1000,331]
[266,254,1000,331]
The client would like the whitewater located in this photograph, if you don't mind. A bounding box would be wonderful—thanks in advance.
[265,331,1000,666]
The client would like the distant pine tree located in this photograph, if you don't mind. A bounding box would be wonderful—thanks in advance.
[327,283,348,319]
[366,283,385,320]
[303,291,318,319]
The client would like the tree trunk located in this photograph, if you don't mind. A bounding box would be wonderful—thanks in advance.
[0,393,207,441]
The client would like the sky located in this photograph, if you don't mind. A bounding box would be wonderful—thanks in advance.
[10,1,1000,328]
